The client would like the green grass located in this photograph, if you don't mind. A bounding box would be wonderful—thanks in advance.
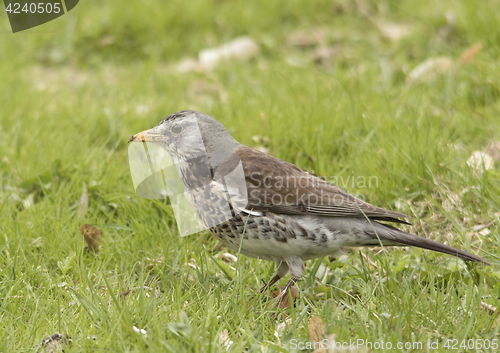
[1,0,500,351]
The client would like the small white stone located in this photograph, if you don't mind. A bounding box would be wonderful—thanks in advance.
[199,37,259,70]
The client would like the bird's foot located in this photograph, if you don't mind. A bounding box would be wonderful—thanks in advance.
[272,279,297,309]
[247,274,283,307]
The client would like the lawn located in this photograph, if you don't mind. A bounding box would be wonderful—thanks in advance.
[1,0,500,351]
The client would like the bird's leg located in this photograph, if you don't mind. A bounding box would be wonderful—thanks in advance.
[248,262,289,307]
[274,278,298,308]
[258,274,281,293]
[259,261,289,293]
[274,257,304,308]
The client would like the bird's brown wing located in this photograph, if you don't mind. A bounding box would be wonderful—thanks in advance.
[230,146,410,223]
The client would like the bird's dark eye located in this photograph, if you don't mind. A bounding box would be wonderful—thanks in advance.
[170,124,183,134]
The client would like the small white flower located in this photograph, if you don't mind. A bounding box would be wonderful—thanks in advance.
[133,326,147,338]
[219,329,233,349]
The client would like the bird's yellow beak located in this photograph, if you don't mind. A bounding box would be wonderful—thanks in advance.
[127,128,165,143]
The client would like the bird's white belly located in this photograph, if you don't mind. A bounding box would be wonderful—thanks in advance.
[210,213,370,262]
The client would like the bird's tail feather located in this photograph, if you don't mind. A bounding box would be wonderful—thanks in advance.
[367,222,489,265]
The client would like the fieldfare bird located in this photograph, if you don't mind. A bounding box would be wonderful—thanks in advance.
[129,110,489,305]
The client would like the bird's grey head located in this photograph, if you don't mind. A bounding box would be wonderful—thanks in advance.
[129,110,241,162]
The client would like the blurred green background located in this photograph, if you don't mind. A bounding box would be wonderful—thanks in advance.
[1,0,500,351]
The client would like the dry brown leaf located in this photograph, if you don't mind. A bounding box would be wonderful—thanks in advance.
[459,42,483,65]
[79,185,88,219]
[308,316,326,343]
[80,224,102,252]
